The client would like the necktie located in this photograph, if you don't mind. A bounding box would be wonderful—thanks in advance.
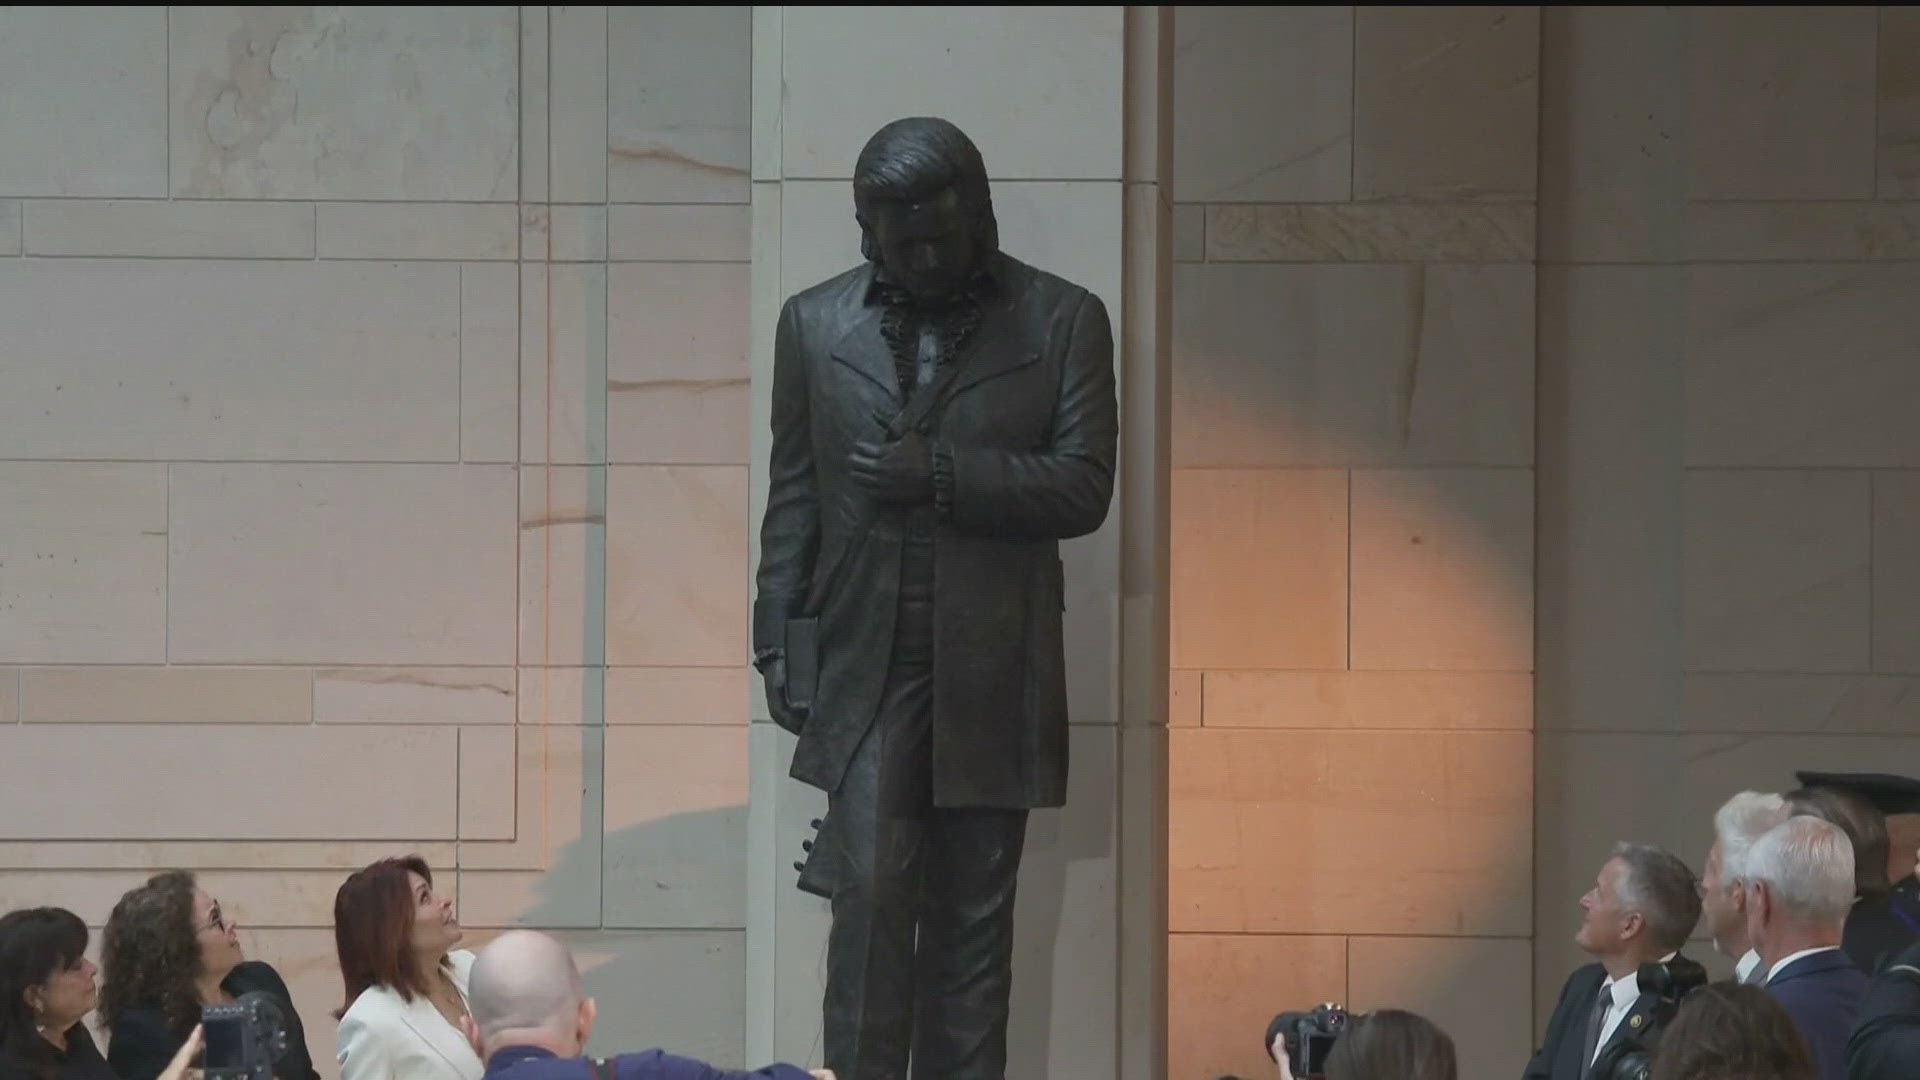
[1579,982,1610,1074]
[1744,961,1770,985]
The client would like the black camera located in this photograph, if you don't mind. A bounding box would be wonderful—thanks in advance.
[1588,956,1709,1080]
[201,991,288,1080]
[1264,1003,1352,1079]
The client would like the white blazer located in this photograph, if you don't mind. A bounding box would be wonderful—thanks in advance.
[337,951,484,1080]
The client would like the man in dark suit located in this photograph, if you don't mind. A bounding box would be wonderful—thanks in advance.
[1847,939,1920,1080]
[1746,815,1870,1080]
[1791,772,1920,975]
[752,117,1116,1080]
[1524,843,1702,1079]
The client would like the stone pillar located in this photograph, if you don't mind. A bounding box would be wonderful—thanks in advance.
[744,8,1170,1077]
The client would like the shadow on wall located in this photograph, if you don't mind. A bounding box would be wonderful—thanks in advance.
[504,802,736,1065]
[500,741,1116,1076]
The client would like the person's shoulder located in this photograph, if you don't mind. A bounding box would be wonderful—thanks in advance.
[0,1051,36,1080]
[608,1049,710,1080]
[109,1006,178,1040]
[0,1049,34,1079]
[994,253,1094,311]
[786,265,871,312]
[1545,961,1605,1005]
[339,985,407,1030]
[603,1050,662,1079]
[226,960,293,996]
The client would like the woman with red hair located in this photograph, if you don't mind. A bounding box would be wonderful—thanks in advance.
[333,857,480,1080]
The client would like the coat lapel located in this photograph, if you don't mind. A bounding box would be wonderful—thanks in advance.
[944,254,1041,399]
[828,311,901,402]
[827,257,1043,414]
[944,304,1040,400]
[394,993,480,1079]
[1595,995,1657,1064]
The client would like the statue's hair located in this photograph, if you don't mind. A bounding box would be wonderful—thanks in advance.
[852,117,998,263]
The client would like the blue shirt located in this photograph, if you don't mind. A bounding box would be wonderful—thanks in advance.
[484,1045,813,1080]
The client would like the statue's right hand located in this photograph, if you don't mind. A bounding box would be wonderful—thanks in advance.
[762,656,807,733]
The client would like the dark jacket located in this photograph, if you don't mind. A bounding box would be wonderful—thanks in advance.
[1843,878,1920,976]
[0,1023,117,1080]
[1523,961,1677,1080]
[1765,949,1868,1080]
[483,1044,811,1080]
[108,961,317,1080]
[1848,940,1920,1080]
[753,252,1117,809]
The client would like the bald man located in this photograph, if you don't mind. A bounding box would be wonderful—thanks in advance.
[462,931,830,1080]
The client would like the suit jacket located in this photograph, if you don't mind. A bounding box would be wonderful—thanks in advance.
[337,951,482,1080]
[753,252,1118,809]
[1766,948,1869,1080]
[483,1045,812,1080]
[108,961,318,1080]
[1523,959,1685,1080]
[1847,940,1920,1080]
[1843,879,1920,975]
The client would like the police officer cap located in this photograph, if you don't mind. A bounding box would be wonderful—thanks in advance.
[1793,771,1920,816]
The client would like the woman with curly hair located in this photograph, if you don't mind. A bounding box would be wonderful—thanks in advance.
[99,871,317,1080]
[0,908,113,1080]
[333,856,479,1080]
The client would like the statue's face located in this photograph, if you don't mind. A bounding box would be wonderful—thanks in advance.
[869,186,975,301]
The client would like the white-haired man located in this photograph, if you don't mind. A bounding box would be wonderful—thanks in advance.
[462,931,831,1080]
[1746,816,1869,1080]
[1700,790,1790,983]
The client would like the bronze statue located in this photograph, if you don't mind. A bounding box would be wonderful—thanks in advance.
[752,117,1118,1080]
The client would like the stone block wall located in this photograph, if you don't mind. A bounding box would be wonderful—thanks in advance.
[1169,9,1540,1080]
[1169,7,1920,1079]
[0,7,754,1072]
[1535,0,1920,1017]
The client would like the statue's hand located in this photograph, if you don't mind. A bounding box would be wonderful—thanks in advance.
[849,432,934,505]
[760,654,807,733]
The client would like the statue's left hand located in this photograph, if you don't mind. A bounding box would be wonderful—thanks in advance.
[849,432,934,504]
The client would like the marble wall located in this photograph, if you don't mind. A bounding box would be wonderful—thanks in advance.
[1170,9,1539,1080]
[1171,6,1920,1080]
[1535,0,1920,1017]
[0,6,753,1073]
[11,6,1914,1079]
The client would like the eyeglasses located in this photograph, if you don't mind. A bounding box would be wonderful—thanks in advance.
[199,904,228,933]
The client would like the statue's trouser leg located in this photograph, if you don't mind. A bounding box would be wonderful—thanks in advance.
[910,807,1029,1080]
[824,613,935,1080]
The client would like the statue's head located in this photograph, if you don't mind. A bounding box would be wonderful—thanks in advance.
[853,118,999,301]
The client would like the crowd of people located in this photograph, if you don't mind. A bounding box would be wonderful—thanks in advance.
[1223,771,1920,1080]
[3,774,1917,1080]
[1518,772,1920,1080]
[0,859,828,1080]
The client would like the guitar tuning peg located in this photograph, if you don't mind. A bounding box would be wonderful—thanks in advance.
[802,840,814,852]
[810,818,823,830]
[792,861,806,874]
